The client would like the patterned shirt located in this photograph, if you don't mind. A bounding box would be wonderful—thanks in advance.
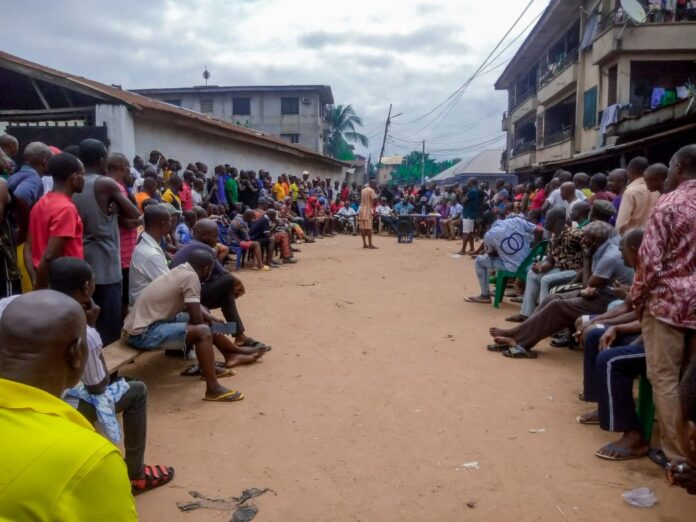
[549,227,584,271]
[630,179,696,328]
[483,216,536,272]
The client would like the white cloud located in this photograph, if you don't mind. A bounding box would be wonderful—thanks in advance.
[2,0,548,159]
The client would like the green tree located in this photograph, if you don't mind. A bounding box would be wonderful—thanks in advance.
[391,151,461,185]
[325,104,368,160]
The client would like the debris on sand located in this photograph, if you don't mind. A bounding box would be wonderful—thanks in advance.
[177,488,276,516]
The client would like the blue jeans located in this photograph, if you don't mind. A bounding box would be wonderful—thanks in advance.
[474,255,506,296]
[127,316,188,351]
[520,268,577,317]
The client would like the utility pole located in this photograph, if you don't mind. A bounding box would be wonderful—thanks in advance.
[420,140,426,185]
[375,104,402,184]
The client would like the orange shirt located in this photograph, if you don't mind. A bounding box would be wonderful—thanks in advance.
[135,192,152,210]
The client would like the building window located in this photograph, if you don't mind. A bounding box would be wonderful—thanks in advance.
[281,97,300,115]
[583,87,598,129]
[200,99,214,113]
[233,97,251,115]
[281,133,300,144]
[163,99,181,107]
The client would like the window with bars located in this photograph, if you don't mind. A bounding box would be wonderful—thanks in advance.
[281,133,300,144]
[200,99,214,113]
[281,97,300,115]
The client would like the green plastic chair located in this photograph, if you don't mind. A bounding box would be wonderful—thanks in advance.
[493,240,549,308]
[636,374,655,442]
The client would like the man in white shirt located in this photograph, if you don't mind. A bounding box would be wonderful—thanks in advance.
[375,197,398,234]
[336,202,357,235]
[129,205,171,306]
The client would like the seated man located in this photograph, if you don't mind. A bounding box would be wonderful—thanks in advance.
[506,208,583,322]
[124,250,256,402]
[488,221,634,358]
[440,197,462,240]
[279,197,311,243]
[172,218,271,352]
[375,197,398,234]
[47,257,174,493]
[0,291,136,520]
[336,201,357,235]
[466,211,538,304]
[229,210,267,270]
[254,198,296,260]
[574,230,649,461]
[129,204,171,305]
[175,210,197,245]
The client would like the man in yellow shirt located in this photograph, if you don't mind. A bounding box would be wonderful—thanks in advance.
[0,291,137,521]
[272,178,286,201]
[162,174,183,211]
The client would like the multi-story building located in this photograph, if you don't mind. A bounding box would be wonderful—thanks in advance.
[377,155,403,185]
[496,0,696,179]
[131,85,334,155]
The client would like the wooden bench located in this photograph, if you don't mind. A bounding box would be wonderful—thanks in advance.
[102,339,145,373]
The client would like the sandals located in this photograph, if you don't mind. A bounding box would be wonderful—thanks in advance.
[200,368,236,381]
[237,338,272,351]
[595,443,649,461]
[576,411,600,425]
[501,346,538,359]
[203,390,245,402]
[180,362,226,377]
[487,343,508,352]
[131,464,175,495]
[465,296,491,304]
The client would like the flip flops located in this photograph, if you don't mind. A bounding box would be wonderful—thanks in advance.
[487,343,508,352]
[576,411,600,425]
[203,390,245,402]
[237,338,272,351]
[501,346,538,359]
[199,368,236,381]
[595,443,649,461]
[180,362,226,377]
[465,296,491,303]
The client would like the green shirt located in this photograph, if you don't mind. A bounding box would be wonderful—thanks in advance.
[225,178,239,204]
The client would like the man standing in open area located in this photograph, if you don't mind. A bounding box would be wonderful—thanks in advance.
[358,179,378,249]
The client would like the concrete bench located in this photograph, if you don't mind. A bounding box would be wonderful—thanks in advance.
[102,338,145,373]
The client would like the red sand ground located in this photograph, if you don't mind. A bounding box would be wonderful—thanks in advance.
[131,235,695,521]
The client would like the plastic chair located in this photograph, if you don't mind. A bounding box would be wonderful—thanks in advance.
[636,374,655,442]
[492,240,549,308]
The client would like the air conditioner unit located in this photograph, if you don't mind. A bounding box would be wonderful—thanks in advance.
[301,97,311,105]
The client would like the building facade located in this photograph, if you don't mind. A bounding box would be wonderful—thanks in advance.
[377,155,403,185]
[496,0,696,179]
[131,85,333,155]
[0,52,347,183]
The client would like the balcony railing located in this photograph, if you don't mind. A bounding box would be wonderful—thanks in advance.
[598,5,696,35]
[510,86,537,113]
[542,126,574,148]
[512,140,536,157]
[538,50,578,89]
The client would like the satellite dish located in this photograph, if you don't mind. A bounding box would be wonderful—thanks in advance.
[202,66,211,86]
[620,0,647,24]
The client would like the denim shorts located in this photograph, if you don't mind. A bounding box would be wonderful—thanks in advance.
[127,317,188,351]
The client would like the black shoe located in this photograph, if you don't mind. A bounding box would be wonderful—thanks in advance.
[550,335,570,348]
[648,448,668,469]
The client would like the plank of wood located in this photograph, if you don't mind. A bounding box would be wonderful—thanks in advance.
[102,340,143,372]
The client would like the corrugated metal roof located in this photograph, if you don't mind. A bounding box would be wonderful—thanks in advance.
[0,50,346,167]
[430,149,505,181]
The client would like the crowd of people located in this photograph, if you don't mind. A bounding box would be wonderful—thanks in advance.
[456,147,695,495]
[0,131,694,519]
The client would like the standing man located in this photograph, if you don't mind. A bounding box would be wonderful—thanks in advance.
[630,145,696,467]
[24,153,85,290]
[73,139,140,345]
[7,141,52,292]
[458,178,480,254]
[0,291,136,520]
[615,156,656,234]
[358,180,378,249]
[607,168,628,216]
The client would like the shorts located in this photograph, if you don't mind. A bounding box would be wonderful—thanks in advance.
[127,315,189,351]
[461,218,475,234]
[240,241,253,250]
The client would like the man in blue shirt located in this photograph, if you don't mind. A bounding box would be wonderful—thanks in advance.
[441,196,463,240]
[393,197,414,216]
[458,178,481,254]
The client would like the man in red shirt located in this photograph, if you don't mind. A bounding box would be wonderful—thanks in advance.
[180,171,194,211]
[25,153,85,289]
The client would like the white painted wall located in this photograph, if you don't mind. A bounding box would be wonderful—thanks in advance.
[95,104,136,159]
[132,114,345,182]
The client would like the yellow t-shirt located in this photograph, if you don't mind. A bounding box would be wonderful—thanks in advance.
[272,182,286,201]
[162,188,181,209]
[0,378,137,521]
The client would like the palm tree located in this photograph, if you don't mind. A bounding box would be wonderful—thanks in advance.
[325,104,368,160]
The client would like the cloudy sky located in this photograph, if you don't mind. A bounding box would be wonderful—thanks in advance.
[4,0,547,160]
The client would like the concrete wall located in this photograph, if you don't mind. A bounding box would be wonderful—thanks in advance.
[146,91,324,154]
[132,114,344,183]
[96,104,136,159]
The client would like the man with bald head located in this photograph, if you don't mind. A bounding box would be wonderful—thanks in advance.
[171,218,271,351]
[644,163,668,194]
[607,168,628,215]
[615,156,657,234]
[7,141,52,292]
[0,291,136,520]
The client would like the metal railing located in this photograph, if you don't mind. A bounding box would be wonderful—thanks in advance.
[510,86,537,113]
[542,127,574,148]
[597,5,696,36]
[512,140,536,156]
[538,50,579,89]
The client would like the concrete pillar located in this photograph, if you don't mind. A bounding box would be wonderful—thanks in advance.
[95,104,135,159]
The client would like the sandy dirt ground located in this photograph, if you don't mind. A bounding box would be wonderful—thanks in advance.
[131,234,695,521]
